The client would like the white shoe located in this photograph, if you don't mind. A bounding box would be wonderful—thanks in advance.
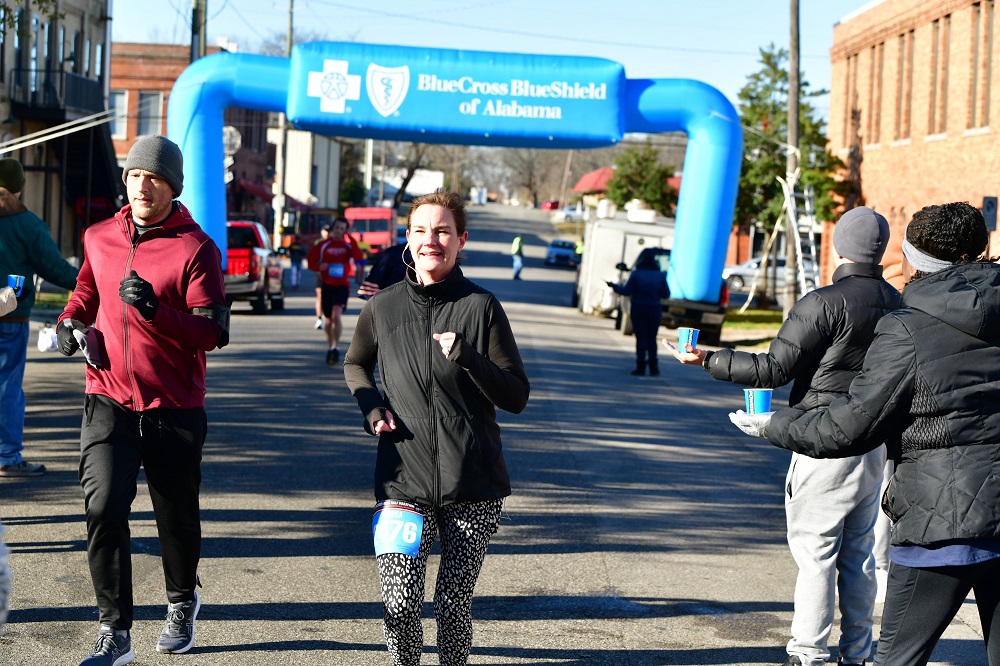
[314,318,323,330]
[875,567,889,603]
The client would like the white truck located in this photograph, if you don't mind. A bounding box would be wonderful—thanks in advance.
[574,212,729,346]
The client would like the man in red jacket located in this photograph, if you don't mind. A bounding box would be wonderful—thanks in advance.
[307,216,364,365]
[58,135,229,666]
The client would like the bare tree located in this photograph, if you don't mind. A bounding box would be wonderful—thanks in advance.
[383,142,433,208]
[502,148,562,207]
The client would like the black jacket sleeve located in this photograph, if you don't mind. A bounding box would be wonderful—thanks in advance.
[705,291,831,388]
[450,295,530,414]
[768,314,915,458]
[343,301,386,433]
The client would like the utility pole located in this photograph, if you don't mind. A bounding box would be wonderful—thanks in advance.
[783,0,801,318]
[273,0,293,249]
[190,0,206,62]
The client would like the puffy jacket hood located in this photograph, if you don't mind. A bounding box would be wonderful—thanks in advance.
[901,262,1000,338]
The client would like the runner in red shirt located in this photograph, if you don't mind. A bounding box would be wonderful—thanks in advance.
[307,217,364,365]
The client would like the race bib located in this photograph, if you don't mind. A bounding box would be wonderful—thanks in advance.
[327,263,345,278]
[372,500,424,557]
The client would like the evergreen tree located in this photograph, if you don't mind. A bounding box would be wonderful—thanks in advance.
[605,139,676,217]
[735,44,846,233]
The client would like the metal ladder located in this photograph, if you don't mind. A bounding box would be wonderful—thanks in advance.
[777,172,821,295]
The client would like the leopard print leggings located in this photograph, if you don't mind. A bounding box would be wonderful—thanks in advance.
[376,499,503,666]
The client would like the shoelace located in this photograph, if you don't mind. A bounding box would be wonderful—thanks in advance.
[92,633,119,655]
[164,607,190,634]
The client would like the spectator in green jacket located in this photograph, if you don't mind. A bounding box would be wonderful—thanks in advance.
[0,157,78,477]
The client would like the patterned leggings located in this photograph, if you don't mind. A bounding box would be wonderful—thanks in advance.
[377,499,503,666]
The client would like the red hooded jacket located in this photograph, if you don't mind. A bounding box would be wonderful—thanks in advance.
[60,202,226,411]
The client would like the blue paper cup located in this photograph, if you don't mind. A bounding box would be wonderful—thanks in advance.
[7,274,24,297]
[677,327,700,349]
[744,388,773,414]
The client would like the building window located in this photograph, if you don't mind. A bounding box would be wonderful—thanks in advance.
[843,54,858,147]
[84,36,91,77]
[94,42,103,80]
[970,2,994,128]
[930,16,951,134]
[874,42,884,143]
[895,30,915,140]
[136,91,163,136]
[109,90,127,139]
[57,26,64,65]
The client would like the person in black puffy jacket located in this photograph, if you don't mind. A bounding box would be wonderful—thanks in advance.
[734,202,1000,666]
[673,207,900,666]
[344,190,529,666]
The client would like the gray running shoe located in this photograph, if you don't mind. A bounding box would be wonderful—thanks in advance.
[80,626,133,666]
[156,590,200,654]
[0,460,46,477]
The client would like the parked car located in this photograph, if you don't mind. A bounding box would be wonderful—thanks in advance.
[224,221,285,314]
[540,199,559,210]
[722,255,816,293]
[553,206,585,222]
[545,239,579,267]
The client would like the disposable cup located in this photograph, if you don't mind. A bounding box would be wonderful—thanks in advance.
[744,388,773,414]
[7,275,24,297]
[677,327,700,349]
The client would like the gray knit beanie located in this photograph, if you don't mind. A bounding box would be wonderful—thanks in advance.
[833,206,890,264]
[122,135,183,197]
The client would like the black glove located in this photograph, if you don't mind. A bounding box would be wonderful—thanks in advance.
[605,281,616,288]
[57,319,87,356]
[119,270,159,321]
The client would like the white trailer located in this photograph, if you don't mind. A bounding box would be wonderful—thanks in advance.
[574,216,675,316]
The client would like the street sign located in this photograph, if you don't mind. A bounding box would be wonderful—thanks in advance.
[222,125,242,156]
[983,196,997,231]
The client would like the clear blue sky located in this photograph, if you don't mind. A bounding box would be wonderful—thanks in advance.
[110,0,874,122]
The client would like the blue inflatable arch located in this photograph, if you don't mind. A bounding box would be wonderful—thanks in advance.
[167,42,742,302]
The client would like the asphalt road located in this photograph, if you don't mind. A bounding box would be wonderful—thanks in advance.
[0,204,987,665]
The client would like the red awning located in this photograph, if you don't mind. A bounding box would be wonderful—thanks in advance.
[235,179,314,211]
[572,166,614,194]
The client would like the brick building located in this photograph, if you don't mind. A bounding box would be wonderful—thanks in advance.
[829,0,1000,288]
[109,42,273,226]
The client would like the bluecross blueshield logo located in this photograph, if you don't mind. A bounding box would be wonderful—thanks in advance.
[366,64,410,117]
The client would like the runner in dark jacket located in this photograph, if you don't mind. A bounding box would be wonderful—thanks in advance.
[733,202,1000,665]
[345,190,529,666]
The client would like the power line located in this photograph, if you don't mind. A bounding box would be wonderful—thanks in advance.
[304,0,829,60]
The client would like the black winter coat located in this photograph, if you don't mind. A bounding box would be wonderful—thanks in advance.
[769,262,1000,547]
[344,266,530,507]
[706,263,900,407]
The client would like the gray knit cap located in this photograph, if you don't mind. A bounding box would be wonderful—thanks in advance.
[122,135,184,197]
[833,206,890,264]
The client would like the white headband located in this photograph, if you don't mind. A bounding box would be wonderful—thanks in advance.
[902,238,954,273]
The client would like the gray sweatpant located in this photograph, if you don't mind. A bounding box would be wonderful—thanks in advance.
[784,447,886,665]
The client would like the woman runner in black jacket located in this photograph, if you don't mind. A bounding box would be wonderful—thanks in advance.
[344,190,529,666]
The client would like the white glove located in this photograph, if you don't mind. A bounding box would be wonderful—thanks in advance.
[0,286,16,317]
[729,409,774,438]
[72,326,106,370]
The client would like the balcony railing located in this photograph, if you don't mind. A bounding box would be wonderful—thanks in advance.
[8,68,104,116]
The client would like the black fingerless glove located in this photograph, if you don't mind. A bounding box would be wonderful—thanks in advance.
[119,270,159,321]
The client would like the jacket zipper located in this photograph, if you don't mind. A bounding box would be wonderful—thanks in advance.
[124,230,142,409]
[427,295,440,505]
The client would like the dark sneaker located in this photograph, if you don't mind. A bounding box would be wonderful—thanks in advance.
[326,348,340,366]
[0,460,46,477]
[80,626,133,666]
[156,590,200,653]
[782,656,803,666]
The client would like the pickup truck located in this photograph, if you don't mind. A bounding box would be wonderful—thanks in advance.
[614,246,729,346]
[224,221,285,314]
